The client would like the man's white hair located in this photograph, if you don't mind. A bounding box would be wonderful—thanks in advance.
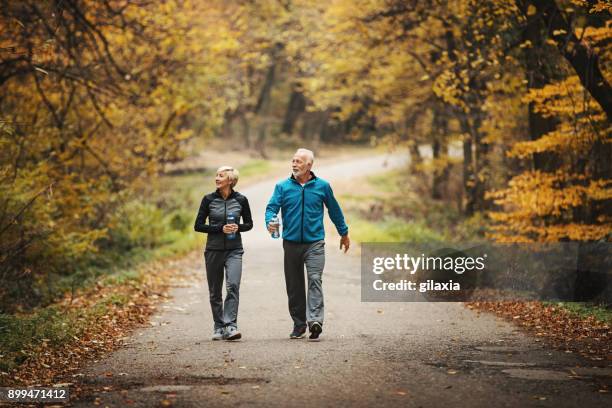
[295,148,314,164]
[216,165,240,187]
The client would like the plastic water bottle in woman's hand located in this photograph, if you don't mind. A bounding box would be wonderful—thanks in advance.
[270,215,280,239]
[226,212,236,240]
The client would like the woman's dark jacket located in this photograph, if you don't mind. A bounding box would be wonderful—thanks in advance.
[194,189,253,251]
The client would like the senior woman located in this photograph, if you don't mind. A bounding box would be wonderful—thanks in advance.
[194,166,253,341]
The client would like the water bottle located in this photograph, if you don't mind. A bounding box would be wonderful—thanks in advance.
[270,215,280,239]
[226,212,236,240]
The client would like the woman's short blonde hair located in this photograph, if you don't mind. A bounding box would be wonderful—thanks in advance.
[216,166,240,187]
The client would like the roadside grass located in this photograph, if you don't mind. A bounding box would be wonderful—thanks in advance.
[0,300,112,373]
[547,302,612,325]
[0,255,182,384]
[339,167,484,244]
[347,215,447,243]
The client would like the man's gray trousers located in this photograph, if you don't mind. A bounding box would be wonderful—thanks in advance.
[282,239,325,328]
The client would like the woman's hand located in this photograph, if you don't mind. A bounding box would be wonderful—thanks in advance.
[223,224,239,234]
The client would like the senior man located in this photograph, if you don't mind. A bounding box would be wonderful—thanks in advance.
[265,148,350,341]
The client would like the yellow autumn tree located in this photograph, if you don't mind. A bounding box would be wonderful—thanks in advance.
[487,2,612,242]
[0,0,248,308]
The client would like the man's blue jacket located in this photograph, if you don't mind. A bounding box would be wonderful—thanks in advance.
[265,172,348,243]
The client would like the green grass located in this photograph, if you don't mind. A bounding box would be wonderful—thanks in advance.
[342,168,485,244]
[236,159,272,179]
[338,193,380,202]
[548,302,612,324]
[157,170,215,210]
[348,213,446,243]
[366,169,407,193]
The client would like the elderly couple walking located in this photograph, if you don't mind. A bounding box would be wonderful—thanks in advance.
[194,148,350,342]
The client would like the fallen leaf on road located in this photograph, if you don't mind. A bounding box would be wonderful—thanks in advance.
[53,382,72,387]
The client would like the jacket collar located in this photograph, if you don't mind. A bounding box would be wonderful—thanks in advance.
[214,188,236,199]
[290,171,317,185]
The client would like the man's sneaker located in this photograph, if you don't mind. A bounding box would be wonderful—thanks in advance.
[224,326,242,341]
[212,328,224,341]
[308,322,322,341]
[289,325,307,339]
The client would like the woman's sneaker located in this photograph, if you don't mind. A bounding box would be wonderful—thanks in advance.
[224,326,242,341]
[308,322,322,341]
[212,328,224,341]
[289,325,307,339]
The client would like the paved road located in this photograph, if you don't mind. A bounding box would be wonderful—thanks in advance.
[75,153,610,407]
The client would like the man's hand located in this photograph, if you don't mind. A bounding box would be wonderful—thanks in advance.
[223,224,238,234]
[340,234,350,253]
[267,219,280,234]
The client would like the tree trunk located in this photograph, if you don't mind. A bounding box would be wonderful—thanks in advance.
[255,120,268,159]
[442,21,481,215]
[239,112,251,149]
[251,45,280,156]
[431,108,450,200]
[282,88,306,134]
[520,3,559,171]
[458,115,476,216]
[409,143,423,174]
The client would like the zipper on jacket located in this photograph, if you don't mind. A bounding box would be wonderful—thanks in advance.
[301,185,305,243]
[224,200,227,250]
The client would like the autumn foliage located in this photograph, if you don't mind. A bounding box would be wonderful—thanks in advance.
[0,1,246,309]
